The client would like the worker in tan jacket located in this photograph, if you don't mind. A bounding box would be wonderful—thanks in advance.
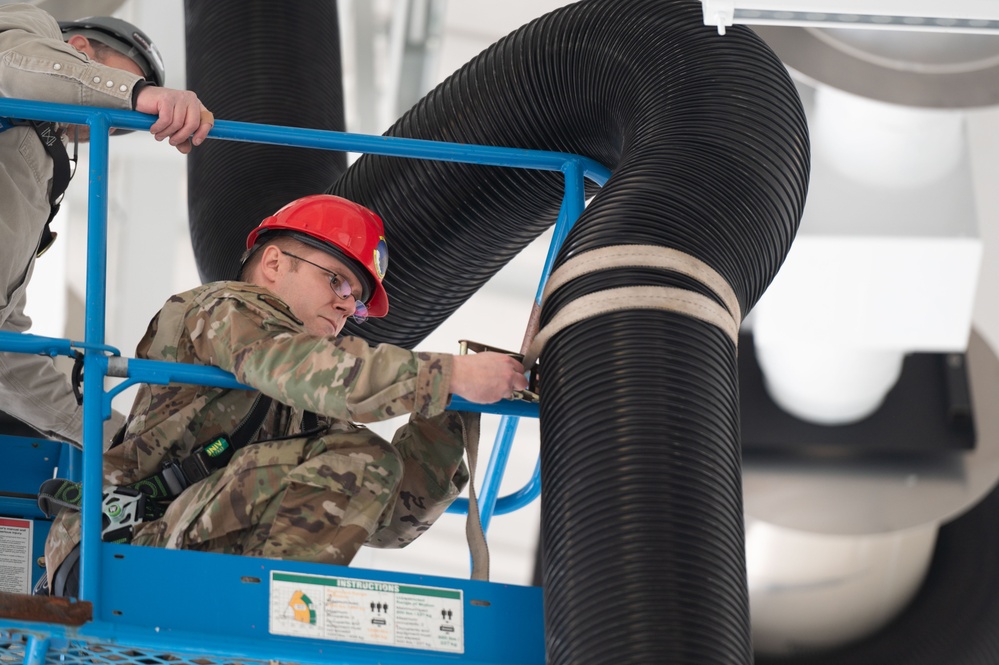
[0,3,212,448]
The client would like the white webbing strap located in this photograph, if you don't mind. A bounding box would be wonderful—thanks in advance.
[522,245,741,367]
[540,245,741,324]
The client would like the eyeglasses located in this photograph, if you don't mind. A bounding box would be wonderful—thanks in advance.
[280,250,369,323]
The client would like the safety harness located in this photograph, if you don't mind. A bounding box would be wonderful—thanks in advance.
[36,394,303,543]
[0,117,74,256]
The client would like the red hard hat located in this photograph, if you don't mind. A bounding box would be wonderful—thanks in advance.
[246,194,389,317]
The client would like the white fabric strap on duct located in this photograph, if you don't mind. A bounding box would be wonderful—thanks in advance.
[522,245,741,368]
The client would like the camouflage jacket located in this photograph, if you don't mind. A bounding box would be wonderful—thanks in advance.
[105,281,457,487]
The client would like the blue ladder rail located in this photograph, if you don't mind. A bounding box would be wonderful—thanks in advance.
[0,98,609,665]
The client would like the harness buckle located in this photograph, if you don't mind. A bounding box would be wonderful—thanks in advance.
[159,435,236,499]
[179,435,234,486]
[160,461,189,496]
[101,486,147,544]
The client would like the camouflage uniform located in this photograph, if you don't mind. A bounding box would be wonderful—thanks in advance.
[46,281,470,579]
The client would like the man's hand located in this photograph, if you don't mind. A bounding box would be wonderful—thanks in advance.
[450,352,529,404]
[134,86,213,154]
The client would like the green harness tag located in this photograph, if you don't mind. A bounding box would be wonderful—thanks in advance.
[203,435,231,459]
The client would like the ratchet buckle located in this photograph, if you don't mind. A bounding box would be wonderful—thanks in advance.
[459,340,540,403]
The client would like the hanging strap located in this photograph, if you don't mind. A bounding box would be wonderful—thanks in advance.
[457,411,490,581]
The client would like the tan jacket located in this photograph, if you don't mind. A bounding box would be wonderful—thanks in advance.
[0,3,142,445]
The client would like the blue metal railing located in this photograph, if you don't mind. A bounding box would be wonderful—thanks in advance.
[0,97,608,610]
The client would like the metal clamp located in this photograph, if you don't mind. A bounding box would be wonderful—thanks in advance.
[458,339,540,403]
[159,461,189,497]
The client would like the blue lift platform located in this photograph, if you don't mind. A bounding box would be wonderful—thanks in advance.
[0,99,610,665]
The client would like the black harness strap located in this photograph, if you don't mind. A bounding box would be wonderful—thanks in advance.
[38,394,274,522]
[26,121,72,257]
[0,118,73,255]
[157,394,274,498]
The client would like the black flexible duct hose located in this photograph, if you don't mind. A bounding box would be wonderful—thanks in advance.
[187,0,808,662]
[185,0,347,283]
[178,2,999,660]
[757,476,999,665]
[326,2,808,663]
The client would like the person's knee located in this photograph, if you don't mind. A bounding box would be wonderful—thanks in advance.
[306,436,403,496]
[360,439,403,494]
[44,544,80,598]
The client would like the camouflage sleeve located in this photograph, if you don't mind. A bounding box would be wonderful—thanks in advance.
[366,411,471,549]
[187,286,454,422]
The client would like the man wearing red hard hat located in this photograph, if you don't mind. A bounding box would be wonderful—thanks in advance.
[42,194,526,597]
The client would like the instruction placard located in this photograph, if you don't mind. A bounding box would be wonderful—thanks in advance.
[0,517,33,594]
[270,571,463,654]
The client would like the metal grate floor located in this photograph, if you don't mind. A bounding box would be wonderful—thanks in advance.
[0,631,283,665]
